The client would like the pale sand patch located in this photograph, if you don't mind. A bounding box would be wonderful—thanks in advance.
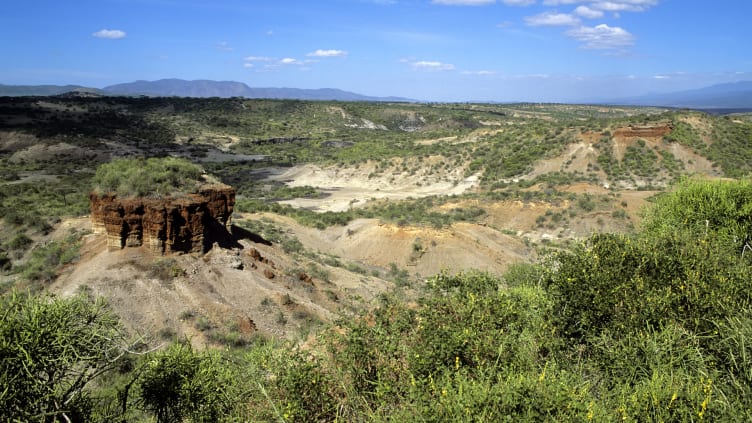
[269,163,480,212]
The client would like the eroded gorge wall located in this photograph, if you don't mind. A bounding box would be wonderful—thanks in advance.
[90,186,235,254]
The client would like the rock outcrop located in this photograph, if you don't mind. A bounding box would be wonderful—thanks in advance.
[90,185,235,254]
[614,124,673,138]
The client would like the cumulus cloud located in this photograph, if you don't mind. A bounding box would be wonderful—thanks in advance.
[306,49,348,57]
[412,60,456,71]
[525,12,580,26]
[566,24,634,49]
[431,0,495,5]
[574,5,604,18]
[542,0,659,12]
[92,29,126,39]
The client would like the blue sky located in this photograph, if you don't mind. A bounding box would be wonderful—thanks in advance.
[1,0,751,102]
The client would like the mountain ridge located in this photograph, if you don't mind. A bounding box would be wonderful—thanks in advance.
[1,79,750,108]
[102,79,414,102]
[596,81,752,109]
[0,79,414,102]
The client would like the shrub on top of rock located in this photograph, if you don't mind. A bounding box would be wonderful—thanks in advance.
[92,157,215,198]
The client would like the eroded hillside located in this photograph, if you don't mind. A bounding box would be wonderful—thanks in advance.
[2,96,751,342]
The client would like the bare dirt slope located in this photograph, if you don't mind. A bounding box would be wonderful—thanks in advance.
[51,218,394,345]
[256,214,534,278]
[271,162,479,212]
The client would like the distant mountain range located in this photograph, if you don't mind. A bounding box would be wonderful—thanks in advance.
[103,79,415,102]
[0,84,99,97]
[0,79,414,102]
[1,79,750,108]
[598,81,752,109]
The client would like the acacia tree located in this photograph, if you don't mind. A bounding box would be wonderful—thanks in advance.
[0,292,125,422]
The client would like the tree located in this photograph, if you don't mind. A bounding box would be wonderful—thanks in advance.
[0,292,126,422]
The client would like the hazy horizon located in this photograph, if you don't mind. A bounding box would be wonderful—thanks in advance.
[2,0,750,102]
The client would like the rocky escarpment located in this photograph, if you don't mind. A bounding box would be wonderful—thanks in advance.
[90,185,235,254]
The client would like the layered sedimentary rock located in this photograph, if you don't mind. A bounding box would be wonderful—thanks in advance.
[614,124,673,138]
[90,185,235,254]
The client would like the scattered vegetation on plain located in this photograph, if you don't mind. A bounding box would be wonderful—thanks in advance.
[3,179,752,421]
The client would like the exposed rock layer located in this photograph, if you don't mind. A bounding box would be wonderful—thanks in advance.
[614,124,673,138]
[90,185,235,254]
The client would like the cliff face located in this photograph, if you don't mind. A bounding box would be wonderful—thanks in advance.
[90,185,235,254]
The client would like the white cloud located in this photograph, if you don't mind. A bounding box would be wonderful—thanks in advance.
[566,23,634,49]
[306,49,348,57]
[517,73,551,78]
[280,57,302,65]
[431,0,495,5]
[412,60,456,71]
[278,58,316,66]
[244,56,272,62]
[92,29,126,39]
[653,75,670,79]
[574,5,604,18]
[502,0,536,5]
[216,41,233,51]
[525,12,580,26]
[591,0,658,12]
[542,0,659,12]
[243,63,255,68]
[462,70,496,75]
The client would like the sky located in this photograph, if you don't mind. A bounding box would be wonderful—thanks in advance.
[1,0,751,102]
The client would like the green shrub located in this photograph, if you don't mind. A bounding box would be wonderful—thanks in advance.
[138,343,238,423]
[0,292,125,422]
[577,194,596,212]
[641,178,752,250]
[544,231,750,343]
[6,233,33,251]
[399,364,592,422]
[13,232,81,290]
[275,352,337,422]
[92,157,204,197]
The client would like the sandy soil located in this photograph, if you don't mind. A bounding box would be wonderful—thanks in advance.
[270,163,480,212]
